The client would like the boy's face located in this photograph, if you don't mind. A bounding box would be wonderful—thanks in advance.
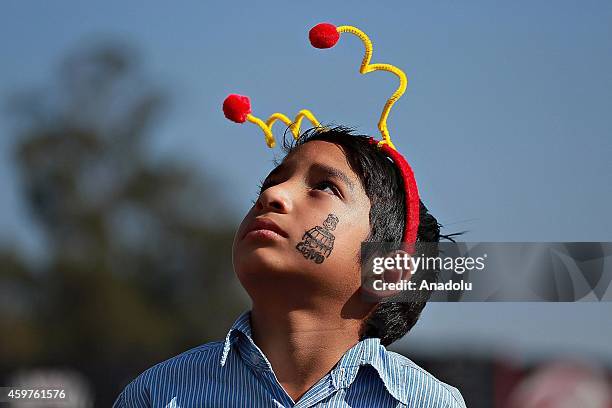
[232,140,372,303]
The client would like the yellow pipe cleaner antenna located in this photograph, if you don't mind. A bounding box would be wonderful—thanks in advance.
[338,25,406,150]
[224,23,407,150]
[223,95,321,149]
[264,110,321,144]
[309,23,407,150]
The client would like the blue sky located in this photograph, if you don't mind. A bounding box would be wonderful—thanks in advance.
[1,1,611,361]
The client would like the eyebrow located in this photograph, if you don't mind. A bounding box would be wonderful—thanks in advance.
[309,162,355,192]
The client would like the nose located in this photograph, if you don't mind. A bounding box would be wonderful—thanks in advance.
[256,183,293,214]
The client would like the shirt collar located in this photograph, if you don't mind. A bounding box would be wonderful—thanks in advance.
[220,311,409,404]
[220,310,252,367]
[330,337,410,404]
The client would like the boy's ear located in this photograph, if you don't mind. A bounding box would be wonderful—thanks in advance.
[360,249,414,302]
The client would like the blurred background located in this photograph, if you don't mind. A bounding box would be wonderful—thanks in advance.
[1,1,611,406]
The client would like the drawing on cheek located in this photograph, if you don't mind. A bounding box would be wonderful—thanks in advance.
[295,214,339,264]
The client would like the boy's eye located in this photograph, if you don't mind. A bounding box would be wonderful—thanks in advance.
[314,180,340,196]
[258,178,341,197]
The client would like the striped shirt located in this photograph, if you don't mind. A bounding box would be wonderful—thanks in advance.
[114,311,466,407]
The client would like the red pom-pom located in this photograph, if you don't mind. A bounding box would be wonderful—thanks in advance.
[309,23,340,49]
[223,94,251,123]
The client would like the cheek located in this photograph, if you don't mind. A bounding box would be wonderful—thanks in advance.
[326,206,371,266]
[293,210,368,272]
[231,210,256,264]
[332,203,370,249]
[320,230,369,292]
[233,206,257,244]
[233,218,247,246]
[331,223,369,266]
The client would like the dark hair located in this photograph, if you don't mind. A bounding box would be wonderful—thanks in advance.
[283,126,453,346]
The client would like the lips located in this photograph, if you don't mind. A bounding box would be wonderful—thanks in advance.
[242,217,289,240]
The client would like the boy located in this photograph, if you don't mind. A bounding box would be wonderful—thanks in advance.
[113,127,467,407]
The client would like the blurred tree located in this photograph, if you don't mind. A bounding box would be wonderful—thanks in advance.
[1,43,247,404]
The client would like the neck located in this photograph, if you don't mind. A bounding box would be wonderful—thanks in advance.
[250,294,373,402]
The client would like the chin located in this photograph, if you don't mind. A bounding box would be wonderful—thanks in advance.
[233,246,292,278]
[233,247,329,287]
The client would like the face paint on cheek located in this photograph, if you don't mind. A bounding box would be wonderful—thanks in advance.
[295,214,339,264]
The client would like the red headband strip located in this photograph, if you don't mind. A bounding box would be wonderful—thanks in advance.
[368,138,420,245]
